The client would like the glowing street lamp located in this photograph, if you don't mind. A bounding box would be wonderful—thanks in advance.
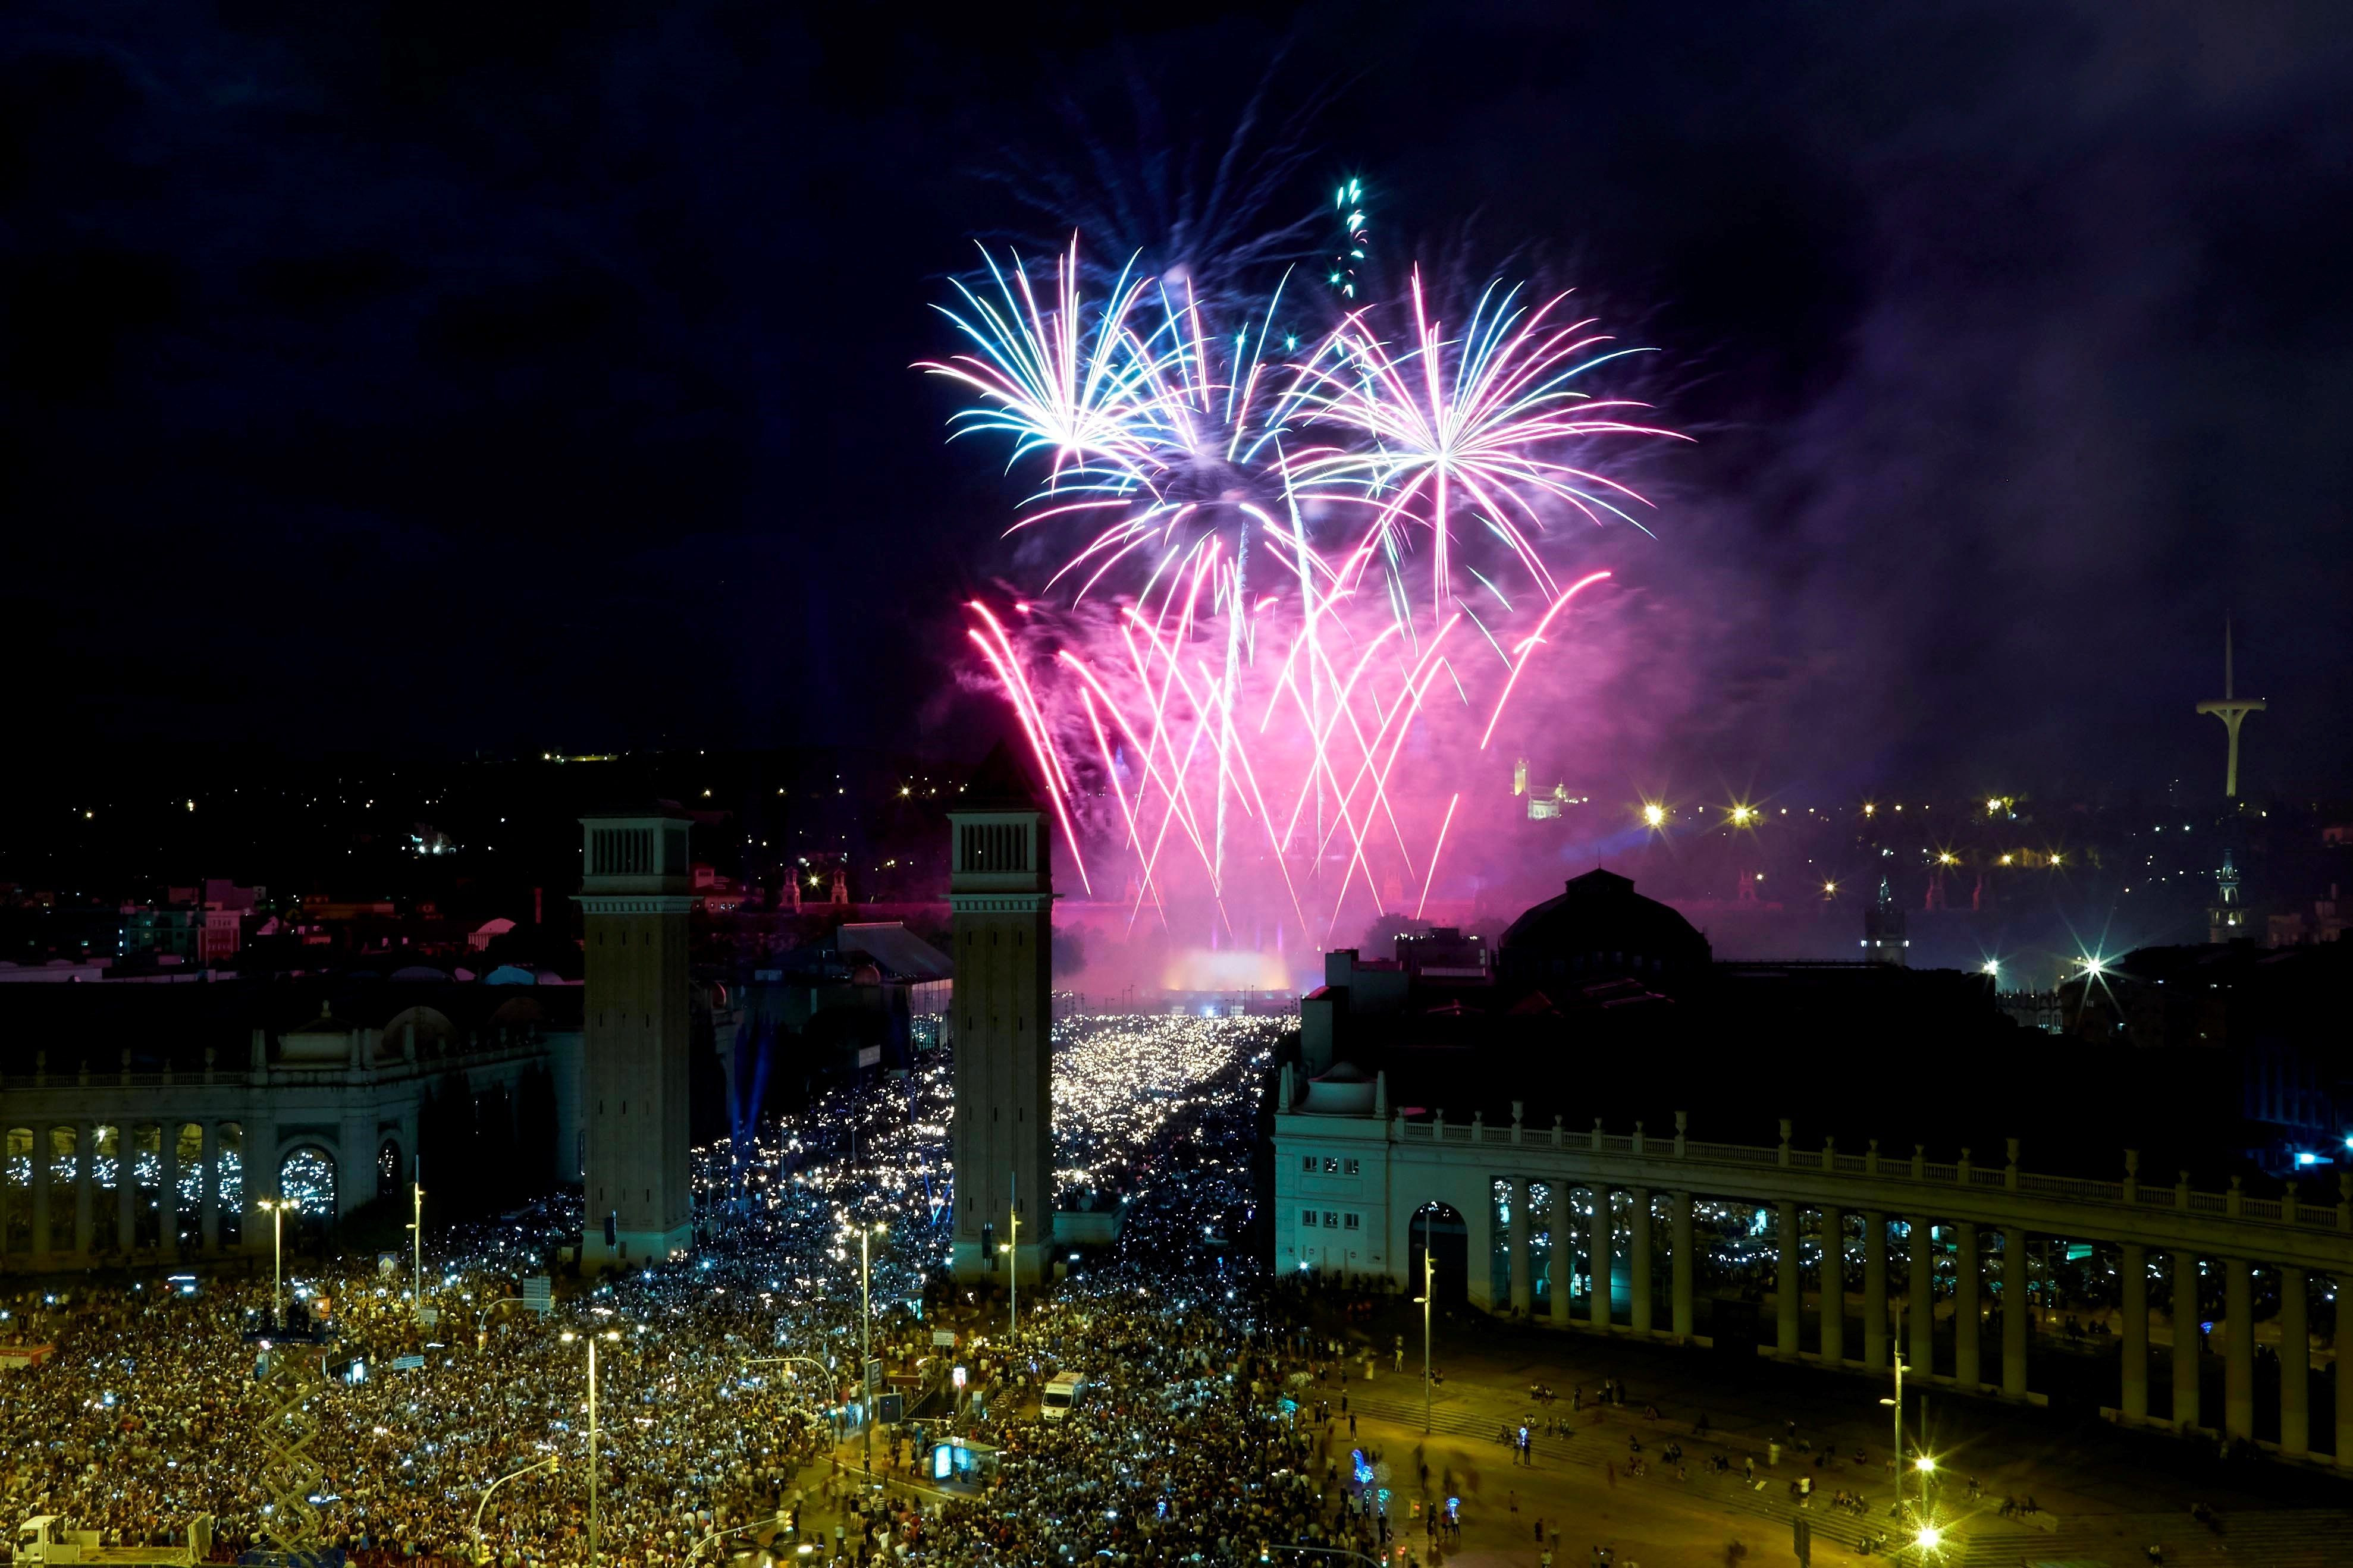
[1640,802,1666,829]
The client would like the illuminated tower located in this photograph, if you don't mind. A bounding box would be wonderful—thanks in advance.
[577,809,697,1271]
[2195,614,2265,799]
[2208,849,2246,945]
[1863,874,1908,966]
[948,743,1053,1286]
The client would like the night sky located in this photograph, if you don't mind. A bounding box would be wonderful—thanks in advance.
[8,2,2351,798]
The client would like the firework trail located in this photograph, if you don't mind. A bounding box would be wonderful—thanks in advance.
[920,234,1680,947]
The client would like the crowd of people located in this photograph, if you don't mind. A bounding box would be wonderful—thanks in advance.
[0,1016,1315,1567]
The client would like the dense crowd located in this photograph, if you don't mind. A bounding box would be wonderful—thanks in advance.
[0,1015,1304,1567]
[912,1290,1389,1567]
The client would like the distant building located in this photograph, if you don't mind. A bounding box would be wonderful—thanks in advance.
[2063,938,2353,1170]
[2268,885,2349,948]
[1270,871,2353,1462]
[1862,876,1908,966]
[2210,849,2250,945]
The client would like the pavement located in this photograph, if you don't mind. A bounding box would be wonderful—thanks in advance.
[1306,1301,2353,1567]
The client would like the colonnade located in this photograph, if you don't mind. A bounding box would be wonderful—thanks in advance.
[0,1117,272,1266]
[1485,1176,2345,1457]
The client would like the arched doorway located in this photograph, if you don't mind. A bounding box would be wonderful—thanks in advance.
[1407,1201,1469,1307]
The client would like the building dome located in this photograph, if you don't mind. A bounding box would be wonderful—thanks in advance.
[1497,869,1711,991]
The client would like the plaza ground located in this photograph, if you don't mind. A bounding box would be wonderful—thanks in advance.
[1305,1299,2353,1567]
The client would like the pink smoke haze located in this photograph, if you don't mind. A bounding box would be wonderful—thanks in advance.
[925,240,1683,975]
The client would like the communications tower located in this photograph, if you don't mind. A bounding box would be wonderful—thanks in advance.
[2195,614,2266,800]
[948,743,1054,1286]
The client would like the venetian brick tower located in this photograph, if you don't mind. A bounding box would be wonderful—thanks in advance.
[577,809,696,1271]
[948,743,1054,1285]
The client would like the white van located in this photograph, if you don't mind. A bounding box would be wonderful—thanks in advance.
[1040,1371,1085,1421]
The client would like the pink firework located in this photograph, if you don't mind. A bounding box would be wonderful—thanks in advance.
[924,240,1678,944]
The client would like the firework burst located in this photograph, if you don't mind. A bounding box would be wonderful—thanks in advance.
[923,230,1679,949]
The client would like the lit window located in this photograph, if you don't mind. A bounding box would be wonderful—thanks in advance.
[1343,1158,1361,1176]
[1324,1211,1341,1230]
[1323,1157,1340,1173]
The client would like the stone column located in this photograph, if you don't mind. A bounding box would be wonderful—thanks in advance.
[73,1124,95,1258]
[1546,1195,1571,1327]
[1630,1189,1654,1334]
[2280,1266,2309,1457]
[30,1123,52,1260]
[1670,1192,1694,1338]
[115,1130,137,1256]
[160,1124,181,1259]
[1775,1201,1801,1356]
[2000,1226,2028,1397]
[1821,1205,1846,1364]
[338,1112,375,1221]
[1953,1222,1981,1389]
[2119,1243,2148,1421]
[2172,1250,2201,1429]
[2337,1271,2353,1468]
[2223,1259,2254,1440]
[1588,1187,1612,1330]
[1862,1212,1888,1370]
[1907,1220,1933,1375]
[246,1121,279,1256]
[1508,1179,1532,1316]
[199,1123,220,1253]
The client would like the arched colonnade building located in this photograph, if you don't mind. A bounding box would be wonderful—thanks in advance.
[1278,868,2353,1464]
[1281,1085,2353,1460]
[0,980,581,1271]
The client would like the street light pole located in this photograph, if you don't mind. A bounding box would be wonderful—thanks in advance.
[468,1454,558,1564]
[1008,1171,1020,1337]
[1420,1207,1435,1435]
[412,1171,425,1319]
[563,1329,620,1565]
[853,1223,884,1482]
